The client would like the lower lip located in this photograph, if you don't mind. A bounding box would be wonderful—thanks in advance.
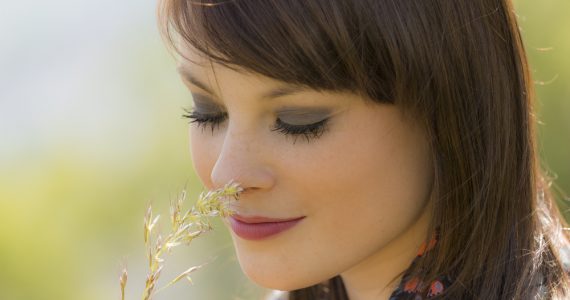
[228,216,305,241]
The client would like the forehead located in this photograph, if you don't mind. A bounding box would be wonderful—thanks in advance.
[177,46,252,89]
[177,45,222,81]
[177,45,318,103]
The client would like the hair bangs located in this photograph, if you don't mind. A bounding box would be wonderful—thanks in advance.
[159,0,396,102]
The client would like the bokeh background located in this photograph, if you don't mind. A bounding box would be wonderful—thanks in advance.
[0,1,568,299]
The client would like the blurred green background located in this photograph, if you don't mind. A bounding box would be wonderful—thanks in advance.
[0,1,568,299]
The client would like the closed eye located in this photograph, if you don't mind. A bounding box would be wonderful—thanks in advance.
[271,118,329,144]
[181,107,227,134]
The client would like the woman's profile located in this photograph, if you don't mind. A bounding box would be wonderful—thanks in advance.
[157,0,570,299]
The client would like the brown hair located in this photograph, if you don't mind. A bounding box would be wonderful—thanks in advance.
[158,0,570,299]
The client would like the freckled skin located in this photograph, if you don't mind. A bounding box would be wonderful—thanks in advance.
[182,49,434,299]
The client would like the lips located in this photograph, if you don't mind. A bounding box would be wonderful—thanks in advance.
[228,214,305,240]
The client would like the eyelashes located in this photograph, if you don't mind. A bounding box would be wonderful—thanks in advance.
[270,118,329,143]
[181,107,329,144]
[182,107,227,134]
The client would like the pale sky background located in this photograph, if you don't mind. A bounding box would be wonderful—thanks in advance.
[0,0,158,165]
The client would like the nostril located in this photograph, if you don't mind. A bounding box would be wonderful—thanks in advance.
[236,186,262,198]
[239,187,255,195]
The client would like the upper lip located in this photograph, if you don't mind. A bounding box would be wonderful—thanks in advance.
[230,214,305,224]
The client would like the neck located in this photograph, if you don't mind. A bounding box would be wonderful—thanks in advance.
[340,202,432,300]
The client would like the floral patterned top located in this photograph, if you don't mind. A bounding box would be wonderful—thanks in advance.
[388,231,452,299]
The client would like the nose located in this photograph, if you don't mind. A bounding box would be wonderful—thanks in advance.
[209,128,275,193]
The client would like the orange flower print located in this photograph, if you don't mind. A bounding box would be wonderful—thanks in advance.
[427,280,445,297]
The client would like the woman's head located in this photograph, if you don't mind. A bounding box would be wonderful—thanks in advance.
[159,0,570,298]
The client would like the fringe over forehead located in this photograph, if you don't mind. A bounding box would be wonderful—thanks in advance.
[157,0,446,106]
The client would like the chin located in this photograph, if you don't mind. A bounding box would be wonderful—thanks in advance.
[238,258,322,291]
[246,273,315,291]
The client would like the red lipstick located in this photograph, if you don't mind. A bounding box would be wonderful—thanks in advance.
[228,214,305,240]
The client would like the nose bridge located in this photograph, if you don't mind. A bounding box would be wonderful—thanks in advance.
[210,125,273,191]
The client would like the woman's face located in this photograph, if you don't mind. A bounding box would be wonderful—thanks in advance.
[179,50,435,291]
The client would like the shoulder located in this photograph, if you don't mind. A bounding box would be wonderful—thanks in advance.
[265,289,289,300]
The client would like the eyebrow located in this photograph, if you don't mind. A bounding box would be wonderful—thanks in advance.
[176,66,308,101]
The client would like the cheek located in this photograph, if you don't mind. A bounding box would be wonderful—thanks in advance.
[285,110,433,220]
[189,127,218,190]
[326,119,432,232]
